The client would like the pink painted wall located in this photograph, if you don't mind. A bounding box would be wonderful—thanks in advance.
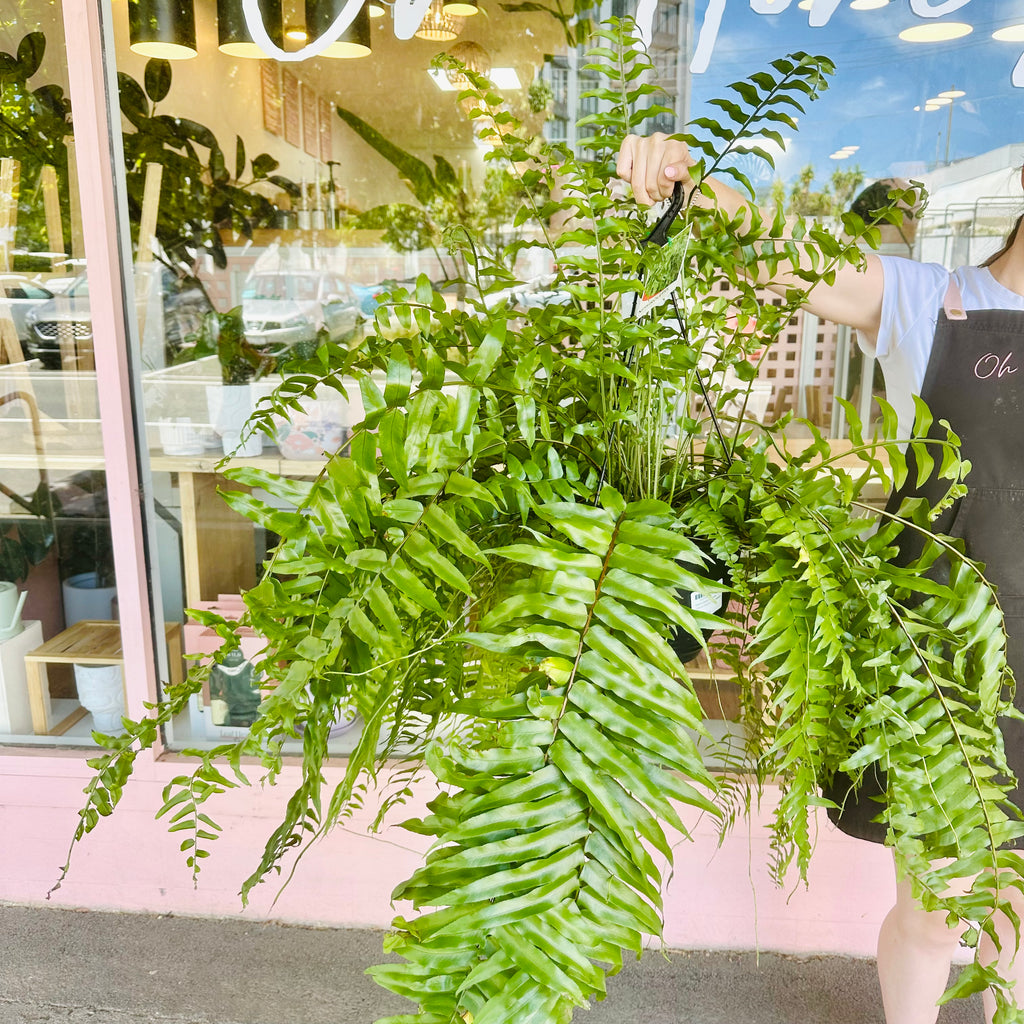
[0,751,896,957]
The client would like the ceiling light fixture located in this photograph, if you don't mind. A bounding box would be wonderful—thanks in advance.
[285,23,308,40]
[937,88,966,98]
[927,95,952,106]
[429,65,521,91]
[218,0,283,57]
[306,0,372,57]
[993,24,1024,42]
[898,22,973,43]
[445,40,490,86]
[829,151,851,159]
[924,101,942,111]
[368,0,386,14]
[128,0,198,58]
[443,0,479,15]
[415,0,461,40]
[850,0,889,10]
[797,0,813,8]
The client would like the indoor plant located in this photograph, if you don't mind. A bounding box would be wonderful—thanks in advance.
[57,22,1024,1023]
[179,306,276,457]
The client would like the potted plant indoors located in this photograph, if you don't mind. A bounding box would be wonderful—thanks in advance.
[180,307,276,457]
[56,22,1024,1022]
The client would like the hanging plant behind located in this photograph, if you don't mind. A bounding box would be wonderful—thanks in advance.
[57,21,1024,1023]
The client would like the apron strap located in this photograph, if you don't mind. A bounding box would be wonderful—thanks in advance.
[943,276,968,321]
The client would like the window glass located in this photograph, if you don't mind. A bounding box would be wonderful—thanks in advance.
[106,0,1022,749]
[0,7,130,746]
[2,0,1013,749]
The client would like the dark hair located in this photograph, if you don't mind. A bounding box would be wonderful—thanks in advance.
[980,212,1024,268]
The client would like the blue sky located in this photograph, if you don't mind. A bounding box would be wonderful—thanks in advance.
[684,0,1024,189]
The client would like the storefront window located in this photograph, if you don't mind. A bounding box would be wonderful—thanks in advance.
[3,0,1023,750]
[0,5,140,746]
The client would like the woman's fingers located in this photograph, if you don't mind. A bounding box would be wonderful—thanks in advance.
[616,133,693,205]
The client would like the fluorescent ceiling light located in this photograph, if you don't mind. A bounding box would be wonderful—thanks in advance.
[429,68,457,90]
[924,102,942,111]
[899,22,973,43]
[937,88,966,98]
[430,66,521,90]
[993,24,1024,42]
[850,0,889,9]
[927,95,953,105]
[490,67,522,89]
[829,151,850,159]
[841,145,860,152]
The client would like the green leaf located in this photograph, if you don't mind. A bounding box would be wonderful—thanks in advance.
[144,58,172,103]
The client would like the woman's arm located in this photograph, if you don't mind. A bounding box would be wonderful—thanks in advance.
[616,133,885,343]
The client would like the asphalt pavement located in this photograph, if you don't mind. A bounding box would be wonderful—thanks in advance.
[0,903,984,1024]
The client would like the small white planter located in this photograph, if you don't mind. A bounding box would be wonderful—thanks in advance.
[207,384,264,457]
[62,572,117,626]
[74,663,126,734]
[157,417,208,456]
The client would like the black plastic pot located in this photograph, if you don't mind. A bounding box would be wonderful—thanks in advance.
[669,553,731,664]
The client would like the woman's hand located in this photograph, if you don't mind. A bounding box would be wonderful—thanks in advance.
[616,132,695,206]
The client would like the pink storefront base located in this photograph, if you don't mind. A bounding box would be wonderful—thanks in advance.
[0,754,896,958]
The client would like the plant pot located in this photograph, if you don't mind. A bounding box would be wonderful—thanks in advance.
[669,554,731,664]
[275,389,348,460]
[157,417,209,456]
[207,384,264,457]
[62,571,117,626]
[73,663,126,734]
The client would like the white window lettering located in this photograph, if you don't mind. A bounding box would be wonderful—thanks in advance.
[909,0,971,16]
[392,0,437,39]
[690,0,726,75]
[750,0,792,12]
[240,0,368,59]
[1015,50,1024,88]
[807,0,841,27]
[634,0,658,46]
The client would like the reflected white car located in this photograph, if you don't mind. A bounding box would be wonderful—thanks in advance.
[0,274,55,350]
[242,271,362,354]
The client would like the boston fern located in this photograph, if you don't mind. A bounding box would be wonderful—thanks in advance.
[58,21,1024,1023]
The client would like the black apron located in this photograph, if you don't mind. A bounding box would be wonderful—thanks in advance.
[826,279,1024,845]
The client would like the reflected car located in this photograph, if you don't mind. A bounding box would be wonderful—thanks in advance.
[23,274,91,368]
[241,271,362,353]
[23,272,213,370]
[0,274,55,348]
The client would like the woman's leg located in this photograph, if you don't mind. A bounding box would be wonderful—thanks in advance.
[877,872,968,1024]
[980,886,1024,1023]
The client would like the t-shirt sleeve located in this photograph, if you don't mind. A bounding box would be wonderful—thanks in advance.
[865,255,948,361]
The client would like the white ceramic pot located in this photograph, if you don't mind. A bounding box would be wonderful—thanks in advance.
[62,572,117,626]
[157,417,208,456]
[74,663,126,734]
[207,384,264,457]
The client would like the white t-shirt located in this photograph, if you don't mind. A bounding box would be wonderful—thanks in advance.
[858,258,1024,437]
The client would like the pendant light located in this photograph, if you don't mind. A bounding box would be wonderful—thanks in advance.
[128,0,197,59]
[306,0,372,57]
[218,0,284,57]
[443,0,478,16]
[444,40,490,86]
[415,0,460,41]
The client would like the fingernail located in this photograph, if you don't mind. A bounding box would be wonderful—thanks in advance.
[665,166,677,179]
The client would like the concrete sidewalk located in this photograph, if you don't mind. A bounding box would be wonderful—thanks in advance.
[0,904,983,1024]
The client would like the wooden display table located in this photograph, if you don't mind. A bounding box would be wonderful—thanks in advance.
[25,619,183,735]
